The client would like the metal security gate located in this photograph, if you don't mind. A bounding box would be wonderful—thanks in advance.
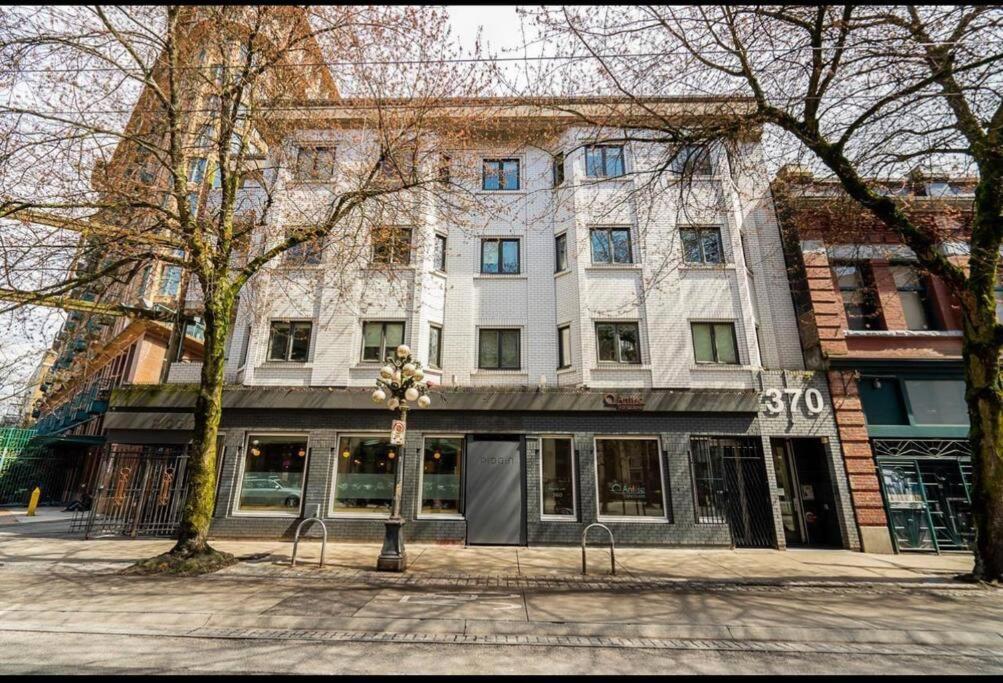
[690,437,777,548]
[874,439,973,553]
[72,444,189,538]
[0,446,82,507]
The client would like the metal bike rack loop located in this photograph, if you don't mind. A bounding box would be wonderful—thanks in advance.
[581,522,615,575]
[291,505,328,568]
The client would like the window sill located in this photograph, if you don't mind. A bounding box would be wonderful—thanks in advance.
[597,516,671,524]
[416,514,466,521]
[327,513,393,520]
[540,514,578,522]
[362,265,416,272]
[231,510,302,518]
[472,369,526,375]
[478,189,526,195]
[681,263,733,271]
[844,329,962,338]
[594,363,650,370]
[585,264,640,272]
[259,361,312,368]
[583,175,630,183]
[557,366,576,374]
[555,269,571,279]
[690,364,750,371]
[474,273,527,280]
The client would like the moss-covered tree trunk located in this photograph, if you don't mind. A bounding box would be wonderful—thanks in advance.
[170,288,234,558]
[963,303,1003,582]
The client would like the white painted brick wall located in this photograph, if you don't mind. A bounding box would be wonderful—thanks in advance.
[227,125,805,392]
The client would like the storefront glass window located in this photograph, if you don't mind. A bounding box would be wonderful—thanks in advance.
[334,436,398,515]
[541,438,575,517]
[421,437,463,515]
[595,438,666,519]
[237,435,307,513]
[903,379,968,425]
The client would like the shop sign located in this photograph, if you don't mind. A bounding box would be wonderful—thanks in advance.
[609,481,647,499]
[390,419,406,445]
[603,393,645,411]
[762,387,825,417]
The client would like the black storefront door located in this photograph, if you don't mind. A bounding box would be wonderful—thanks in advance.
[464,436,525,545]
[771,438,842,548]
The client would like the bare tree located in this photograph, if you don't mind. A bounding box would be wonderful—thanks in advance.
[535,5,1003,580]
[0,5,488,571]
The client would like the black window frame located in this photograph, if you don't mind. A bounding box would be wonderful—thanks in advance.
[589,227,633,265]
[428,324,443,370]
[266,320,313,362]
[557,325,572,369]
[284,230,324,266]
[680,226,724,265]
[555,232,568,273]
[690,322,739,365]
[584,145,626,178]
[433,234,447,272]
[361,321,406,363]
[832,260,884,331]
[371,226,413,266]
[477,328,521,370]
[670,145,713,176]
[890,262,938,331]
[552,152,565,187]
[595,322,641,364]
[294,145,336,182]
[482,158,521,191]
[480,238,521,274]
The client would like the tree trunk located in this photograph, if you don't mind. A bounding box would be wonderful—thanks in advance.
[963,314,1003,582]
[170,291,232,557]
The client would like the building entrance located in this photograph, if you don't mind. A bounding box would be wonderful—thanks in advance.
[464,435,525,545]
[771,438,843,548]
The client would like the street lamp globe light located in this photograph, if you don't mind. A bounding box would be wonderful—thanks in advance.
[372,343,431,572]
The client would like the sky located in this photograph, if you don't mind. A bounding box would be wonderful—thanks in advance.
[446,5,528,54]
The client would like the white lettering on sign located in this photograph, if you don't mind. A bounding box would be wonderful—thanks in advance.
[762,387,824,417]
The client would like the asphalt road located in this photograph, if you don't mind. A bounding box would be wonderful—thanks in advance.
[2,630,1000,675]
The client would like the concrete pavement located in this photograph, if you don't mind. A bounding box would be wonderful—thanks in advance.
[0,528,997,674]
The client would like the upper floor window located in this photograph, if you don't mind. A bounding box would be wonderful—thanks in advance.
[558,325,572,369]
[428,324,443,369]
[434,234,447,272]
[590,227,632,264]
[294,145,335,181]
[832,261,884,330]
[671,145,713,176]
[552,152,565,187]
[158,264,182,298]
[437,154,451,183]
[478,328,520,369]
[555,233,568,273]
[596,322,640,364]
[995,285,1003,323]
[691,322,738,365]
[372,226,412,265]
[362,321,405,362]
[482,158,520,191]
[585,145,625,178]
[481,238,520,274]
[188,157,208,184]
[680,227,723,264]
[891,264,937,331]
[267,320,312,362]
[285,229,323,265]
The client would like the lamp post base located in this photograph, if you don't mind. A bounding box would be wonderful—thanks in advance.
[377,517,407,572]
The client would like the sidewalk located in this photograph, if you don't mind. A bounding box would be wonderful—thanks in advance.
[0,531,974,584]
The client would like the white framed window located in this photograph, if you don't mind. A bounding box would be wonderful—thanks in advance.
[428,324,443,370]
[361,321,405,363]
[478,328,521,370]
[418,435,464,518]
[540,436,576,520]
[331,433,400,517]
[233,433,309,517]
[482,158,520,190]
[557,325,572,369]
[294,145,335,181]
[267,320,312,362]
[593,436,669,522]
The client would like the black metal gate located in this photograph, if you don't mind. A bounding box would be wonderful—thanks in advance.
[690,437,777,548]
[0,447,79,506]
[71,444,189,538]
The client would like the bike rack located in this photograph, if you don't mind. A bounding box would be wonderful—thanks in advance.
[291,505,328,568]
[581,522,615,575]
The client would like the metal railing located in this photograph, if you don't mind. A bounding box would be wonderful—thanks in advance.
[291,505,328,568]
[581,522,615,576]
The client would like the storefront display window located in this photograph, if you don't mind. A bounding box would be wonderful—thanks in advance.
[595,438,666,519]
[333,436,398,515]
[421,437,463,515]
[237,435,307,513]
[541,437,575,517]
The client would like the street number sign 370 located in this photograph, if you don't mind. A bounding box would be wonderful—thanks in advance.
[762,387,824,416]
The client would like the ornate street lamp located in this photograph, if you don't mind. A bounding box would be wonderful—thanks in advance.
[371,343,431,571]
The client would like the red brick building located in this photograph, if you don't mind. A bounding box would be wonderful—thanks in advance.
[774,167,976,554]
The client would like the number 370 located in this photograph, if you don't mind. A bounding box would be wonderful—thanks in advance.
[762,387,824,416]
